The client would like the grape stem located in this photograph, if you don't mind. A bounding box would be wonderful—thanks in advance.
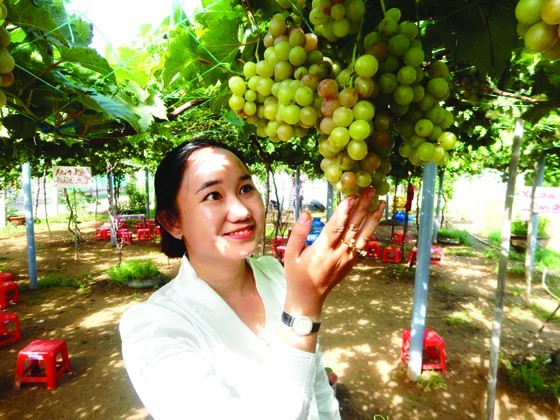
[380,0,387,15]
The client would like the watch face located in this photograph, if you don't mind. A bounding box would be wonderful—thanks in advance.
[293,316,313,336]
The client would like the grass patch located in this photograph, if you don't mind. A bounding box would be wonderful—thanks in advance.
[444,247,481,257]
[530,302,560,323]
[107,259,161,286]
[437,228,472,246]
[416,371,447,391]
[501,356,560,401]
[445,310,474,327]
[18,274,86,291]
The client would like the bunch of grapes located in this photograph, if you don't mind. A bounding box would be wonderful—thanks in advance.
[0,0,14,107]
[228,13,329,142]
[357,8,456,167]
[516,0,560,60]
[453,68,488,102]
[227,5,458,204]
[308,0,366,42]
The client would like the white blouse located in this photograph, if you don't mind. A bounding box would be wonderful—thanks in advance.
[119,255,340,420]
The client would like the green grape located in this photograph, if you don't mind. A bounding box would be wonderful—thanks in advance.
[269,14,287,37]
[274,41,291,62]
[397,65,417,85]
[388,34,410,56]
[349,119,371,140]
[427,77,450,99]
[243,101,257,116]
[256,77,274,96]
[399,21,419,40]
[339,87,359,107]
[347,140,368,160]
[282,104,301,125]
[337,152,355,170]
[378,73,398,94]
[300,106,318,126]
[355,54,379,78]
[355,170,372,188]
[320,116,336,134]
[229,94,245,111]
[353,100,375,120]
[416,141,436,161]
[333,107,355,127]
[243,62,257,78]
[403,47,424,67]
[332,18,351,38]
[294,86,314,106]
[229,76,246,95]
[345,0,366,21]
[438,131,457,150]
[256,60,274,78]
[288,46,307,66]
[288,27,307,47]
[330,126,351,147]
[393,85,414,106]
[277,123,294,140]
[427,61,450,79]
[415,118,434,137]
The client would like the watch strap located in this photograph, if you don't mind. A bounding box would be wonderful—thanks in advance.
[281,311,321,333]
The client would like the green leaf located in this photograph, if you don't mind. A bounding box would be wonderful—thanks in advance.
[58,46,117,84]
[9,0,71,46]
[422,0,518,77]
[162,28,202,86]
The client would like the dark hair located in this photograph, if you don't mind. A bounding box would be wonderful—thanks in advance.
[155,136,248,258]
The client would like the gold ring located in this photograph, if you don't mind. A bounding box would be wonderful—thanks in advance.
[340,239,367,257]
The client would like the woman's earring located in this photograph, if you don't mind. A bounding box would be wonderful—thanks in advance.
[177,234,182,240]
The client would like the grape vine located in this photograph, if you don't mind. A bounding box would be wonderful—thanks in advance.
[228,1,457,205]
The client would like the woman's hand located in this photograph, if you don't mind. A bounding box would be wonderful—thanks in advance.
[283,187,386,318]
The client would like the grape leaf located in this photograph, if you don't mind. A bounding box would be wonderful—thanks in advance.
[422,0,518,77]
[161,28,202,86]
[58,46,117,85]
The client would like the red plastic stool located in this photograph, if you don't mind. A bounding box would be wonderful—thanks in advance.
[365,241,381,258]
[391,232,410,245]
[0,281,20,309]
[14,339,72,390]
[0,312,21,347]
[381,247,402,263]
[153,226,161,237]
[117,229,133,245]
[95,226,111,241]
[401,328,447,372]
[430,247,444,264]
[271,237,287,262]
[137,228,151,241]
[408,247,418,266]
[0,272,14,282]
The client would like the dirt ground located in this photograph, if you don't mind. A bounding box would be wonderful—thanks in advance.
[0,218,558,419]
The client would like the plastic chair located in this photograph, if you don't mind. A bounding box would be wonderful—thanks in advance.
[401,328,447,372]
[391,232,410,245]
[117,229,133,245]
[137,228,151,241]
[14,339,71,390]
[381,247,402,263]
[271,237,287,262]
[365,240,381,258]
[0,312,21,347]
[0,281,20,309]
[0,272,14,282]
[430,247,444,264]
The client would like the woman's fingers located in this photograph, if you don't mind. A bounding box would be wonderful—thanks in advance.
[284,210,311,259]
[353,200,386,251]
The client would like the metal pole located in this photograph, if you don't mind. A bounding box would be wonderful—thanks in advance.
[432,167,444,243]
[22,162,38,289]
[326,182,333,221]
[407,161,437,381]
[294,168,301,221]
[145,168,150,222]
[108,168,117,246]
[486,118,524,419]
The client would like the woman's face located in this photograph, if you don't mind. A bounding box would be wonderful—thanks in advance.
[175,146,265,262]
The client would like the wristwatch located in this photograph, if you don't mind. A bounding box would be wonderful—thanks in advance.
[281,311,321,336]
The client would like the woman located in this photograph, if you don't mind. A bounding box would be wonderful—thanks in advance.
[120,136,385,419]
